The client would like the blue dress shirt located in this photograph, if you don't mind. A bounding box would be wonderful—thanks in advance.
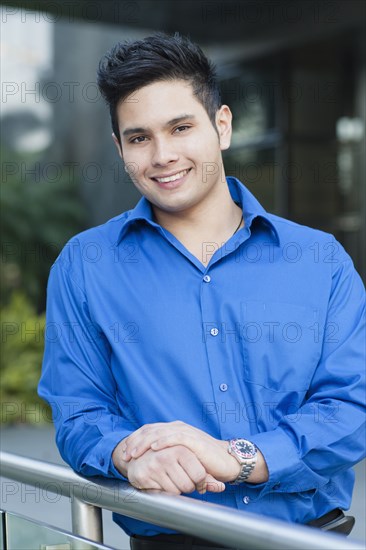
[38,177,366,536]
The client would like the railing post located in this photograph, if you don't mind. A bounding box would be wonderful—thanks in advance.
[71,497,103,546]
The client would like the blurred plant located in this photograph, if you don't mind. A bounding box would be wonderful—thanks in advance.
[1,148,86,311]
[1,148,86,423]
[0,292,51,424]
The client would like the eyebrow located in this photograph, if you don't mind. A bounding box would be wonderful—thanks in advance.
[122,114,196,137]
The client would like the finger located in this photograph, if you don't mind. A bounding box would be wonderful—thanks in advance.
[129,477,162,491]
[129,465,176,493]
[146,466,195,495]
[195,473,225,494]
[124,421,204,460]
[124,423,180,460]
[177,447,207,486]
[128,446,194,494]
[166,466,197,495]
[151,446,204,494]
[200,474,226,494]
[123,425,162,461]
[152,433,204,457]
[158,474,185,495]
[176,448,224,493]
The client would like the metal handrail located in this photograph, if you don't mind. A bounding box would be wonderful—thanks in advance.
[0,451,363,550]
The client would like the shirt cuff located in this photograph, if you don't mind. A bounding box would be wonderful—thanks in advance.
[250,428,320,493]
[86,430,132,480]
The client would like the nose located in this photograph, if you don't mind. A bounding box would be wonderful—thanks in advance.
[151,137,179,167]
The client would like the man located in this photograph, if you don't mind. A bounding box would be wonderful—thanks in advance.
[38,33,365,549]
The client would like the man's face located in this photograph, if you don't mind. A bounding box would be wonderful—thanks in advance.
[113,80,232,217]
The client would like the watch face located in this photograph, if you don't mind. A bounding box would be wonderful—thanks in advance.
[232,439,256,459]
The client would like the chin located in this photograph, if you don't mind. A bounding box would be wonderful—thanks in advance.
[152,195,193,213]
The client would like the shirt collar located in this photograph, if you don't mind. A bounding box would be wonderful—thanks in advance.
[117,177,280,245]
[227,177,280,245]
[116,196,159,243]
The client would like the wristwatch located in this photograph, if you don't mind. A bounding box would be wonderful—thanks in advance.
[227,438,257,484]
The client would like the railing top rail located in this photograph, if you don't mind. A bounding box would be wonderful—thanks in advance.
[1,451,363,550]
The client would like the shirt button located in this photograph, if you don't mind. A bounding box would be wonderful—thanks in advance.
[99,458,105,467]
[219,383,228,392]
[203,275,211,283]
[272,483,281,490]
[210,327,219,336]
[243,496,250,505]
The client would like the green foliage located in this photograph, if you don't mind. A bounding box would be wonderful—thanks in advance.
[1,148,86,422]
[1,148,86,310]
[0,292,51,424]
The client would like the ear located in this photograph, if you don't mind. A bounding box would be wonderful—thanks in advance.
[112,133,123,160]
[216,105,232,151]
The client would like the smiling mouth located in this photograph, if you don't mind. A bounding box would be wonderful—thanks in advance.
[152,168,191,184]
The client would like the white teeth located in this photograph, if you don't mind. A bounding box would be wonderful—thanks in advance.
[155,169,188,183]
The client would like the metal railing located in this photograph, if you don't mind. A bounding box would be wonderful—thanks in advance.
[0,451,364,550]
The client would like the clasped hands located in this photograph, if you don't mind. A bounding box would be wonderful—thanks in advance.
[112,421,259,495]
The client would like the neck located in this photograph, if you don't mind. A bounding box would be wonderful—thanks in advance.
[152,182,243,265]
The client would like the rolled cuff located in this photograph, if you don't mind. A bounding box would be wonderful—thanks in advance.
[250,428,325,494]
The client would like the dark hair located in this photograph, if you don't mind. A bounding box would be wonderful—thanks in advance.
[97,32,222,143]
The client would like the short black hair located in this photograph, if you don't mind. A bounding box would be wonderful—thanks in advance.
[97,32,222,143]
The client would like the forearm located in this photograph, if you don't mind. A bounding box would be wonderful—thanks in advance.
[250,399,366,492]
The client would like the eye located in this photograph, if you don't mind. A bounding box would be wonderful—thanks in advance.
[174,125,191,133]
[130,135,147,144]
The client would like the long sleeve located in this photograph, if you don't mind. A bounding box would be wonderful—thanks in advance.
[250,252,366,495]
[38,246,131,479]
[37,179,366,531]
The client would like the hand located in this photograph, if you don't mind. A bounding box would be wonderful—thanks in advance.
[151,431,269,485]
[115,443,225,495]
[121,421,241,483]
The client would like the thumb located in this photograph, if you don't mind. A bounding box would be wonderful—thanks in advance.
[196,474,225,494]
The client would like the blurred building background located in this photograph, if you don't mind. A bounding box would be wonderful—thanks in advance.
[1,0,365,416]
[2,0,365,408]
[1,1,365,299]
[1,0,365,545]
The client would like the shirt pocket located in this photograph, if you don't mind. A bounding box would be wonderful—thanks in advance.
[240,301,320,392]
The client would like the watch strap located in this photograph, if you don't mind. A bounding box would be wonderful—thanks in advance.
[227,438,257,485]
[229,457,256,484]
